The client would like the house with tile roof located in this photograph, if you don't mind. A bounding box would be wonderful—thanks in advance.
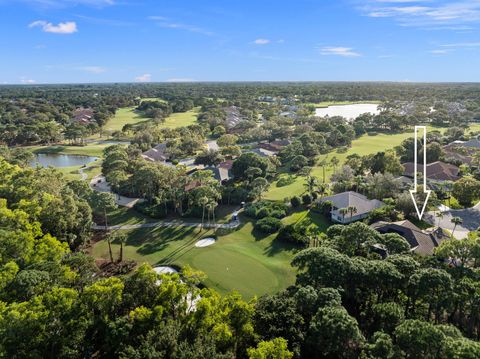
[371,220,447,256]
[319,191,384,224]
[402,161,460,182]
[142,143,170,163]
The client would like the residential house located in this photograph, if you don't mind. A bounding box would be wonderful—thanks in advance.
[224,106,243,129]
[371,220,447,256]
[258,139,292,154]
[72,108,94,125]
[402,161,460,182]
[319,191,384,224]
[247,148,277,158]
[142,143,170,163]
[204,167,231,183]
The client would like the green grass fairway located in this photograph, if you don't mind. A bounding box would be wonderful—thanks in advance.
[92,208,330,298]
[105,107,150,133]
[162,107,200,128]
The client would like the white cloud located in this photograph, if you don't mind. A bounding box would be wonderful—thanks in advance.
[135,74,151,82]
[29,20,78,34]
[429,49,450,54]
[148,16,214,36]
[320,47,362,57]
[78,66,106,73]
[20,77,36,84]
[360,1,480,27]
[166,78,195,82]
[253,38,271,45]
[441,42,480,47]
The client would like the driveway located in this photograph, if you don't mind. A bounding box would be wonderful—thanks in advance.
[425,202,480,239]
[90,175,143,208]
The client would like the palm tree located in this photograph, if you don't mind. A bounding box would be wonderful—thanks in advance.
[199,196,209,231]
[330,156,339,174]
[317,183,327,199]
[339,207,349,223]
[318,159,328,183]
[451,217,463,237]
[436,211,444,227]
[304,176,319,195]
[353,176,363,192]
[347,206,357,220]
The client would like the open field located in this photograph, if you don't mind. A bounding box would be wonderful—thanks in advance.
[162,107,200,128]
[92,209,327,297]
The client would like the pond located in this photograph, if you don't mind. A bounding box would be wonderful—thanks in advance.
[315,103,380,121]
[30,153,98,168]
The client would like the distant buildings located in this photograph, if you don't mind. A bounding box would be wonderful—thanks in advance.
[402,161,460,182]
[72,108,94,125]
[319,191,384,224]
[371,220,447,256]
[224,106,243,129]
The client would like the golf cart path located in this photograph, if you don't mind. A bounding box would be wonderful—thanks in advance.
[92,219,241,231]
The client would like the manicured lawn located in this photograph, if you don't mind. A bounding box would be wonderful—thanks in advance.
[104,107,150,133]
[162,107,200,128]
[92,208,330,298]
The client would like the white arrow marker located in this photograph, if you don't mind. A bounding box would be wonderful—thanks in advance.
[409,126,432,220]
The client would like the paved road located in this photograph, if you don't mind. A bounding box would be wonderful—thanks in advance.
[425,202,480,239]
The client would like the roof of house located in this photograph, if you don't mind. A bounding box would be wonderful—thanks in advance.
[218,160,234,170]
[205,167,230,182]
[460,138,480,149]
[402,161,460,182]
[371,220,444,256]
[319,191,384,216]
[248,148,276,157]
[142,143,169,162]
[258,139,292,153]
[72,107,94,124]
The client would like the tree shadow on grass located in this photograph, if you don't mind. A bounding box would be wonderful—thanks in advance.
[133,226,196,255]
[263,237,299,257]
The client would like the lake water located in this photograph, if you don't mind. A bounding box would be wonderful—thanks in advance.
[315,103,380,120]
[30,153,98,168]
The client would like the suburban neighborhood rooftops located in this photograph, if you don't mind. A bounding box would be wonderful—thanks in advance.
[402,161,460,182]
[319,191,384,216]
[371,220,446,256]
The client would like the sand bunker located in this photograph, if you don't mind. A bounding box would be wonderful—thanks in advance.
[153,266,178,274]
[195,238,216,247]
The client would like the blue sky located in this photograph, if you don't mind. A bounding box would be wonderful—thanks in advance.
[1,0,480,83]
